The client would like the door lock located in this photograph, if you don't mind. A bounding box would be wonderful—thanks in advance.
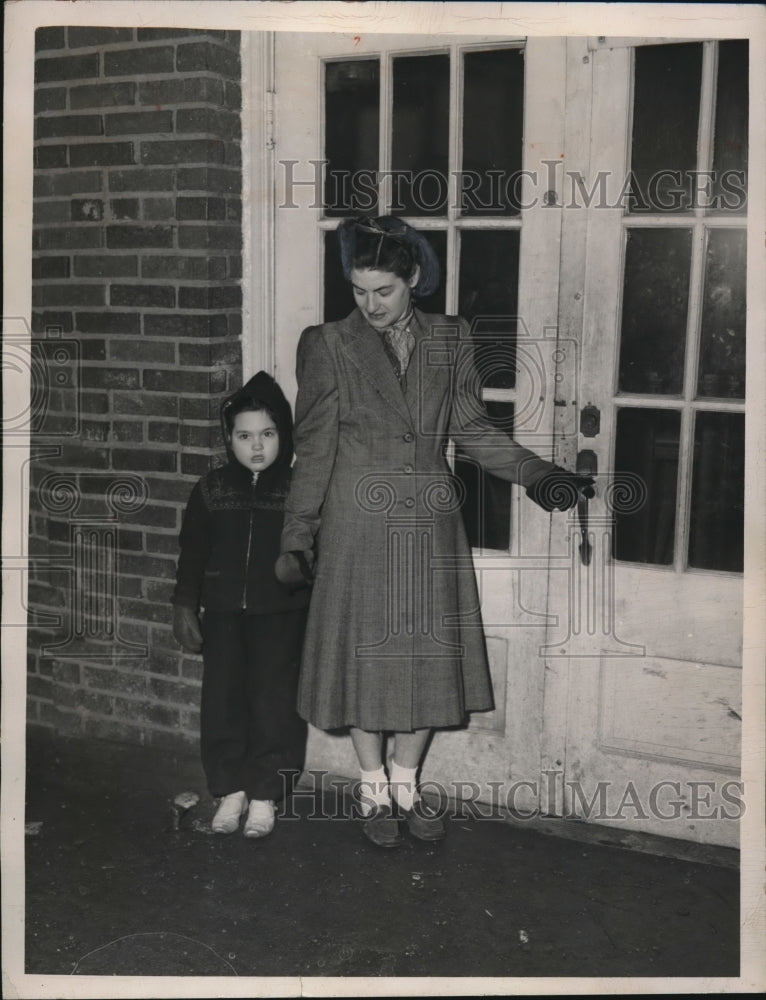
[576,449,597,566]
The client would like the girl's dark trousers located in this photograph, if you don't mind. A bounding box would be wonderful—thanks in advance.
[200,608,308,802]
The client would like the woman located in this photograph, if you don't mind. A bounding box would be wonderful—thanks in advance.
[277,215,593,848]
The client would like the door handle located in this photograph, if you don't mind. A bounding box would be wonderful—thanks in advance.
[576,450,597,566]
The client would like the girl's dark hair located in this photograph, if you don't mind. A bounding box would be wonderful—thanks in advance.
[337,215,440,297]
[223,399,277,436]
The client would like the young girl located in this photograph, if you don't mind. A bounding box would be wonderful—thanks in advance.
[173,371,310,838]
[277,215,593,847]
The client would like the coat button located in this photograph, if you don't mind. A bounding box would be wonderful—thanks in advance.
[403,432,414,442]
[404,498,415,508]
[404,464,414,474]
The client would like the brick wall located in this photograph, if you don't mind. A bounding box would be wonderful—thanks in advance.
[27,26,243,749]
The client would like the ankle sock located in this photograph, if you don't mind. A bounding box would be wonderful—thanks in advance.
[358,766,391,817]
[389,759,419,812]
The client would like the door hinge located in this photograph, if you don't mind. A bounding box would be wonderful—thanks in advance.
[265,89,276,150]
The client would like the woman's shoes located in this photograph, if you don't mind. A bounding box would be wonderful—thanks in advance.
[399,798,446,842]
[243,799,276,838]
[361,803,404,848]
[211,790,248,833]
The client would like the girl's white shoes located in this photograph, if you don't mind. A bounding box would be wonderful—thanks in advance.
[243,799,276,838]
[211,790,248,833]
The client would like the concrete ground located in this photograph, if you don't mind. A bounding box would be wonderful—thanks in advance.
[21,728,740,986]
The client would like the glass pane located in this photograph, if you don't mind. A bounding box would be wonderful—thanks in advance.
[461,48,524,217]
[391,54,450,217]
[613,408,681,565]
[324,60,380,217]
[323,228,447,322]
[696,229,746,399]
[458,229,520,390]
[710,40,748,214]
[688,411,744,571]
[455,401,515,550]
[630,43,702,213]
[618,228,692,395]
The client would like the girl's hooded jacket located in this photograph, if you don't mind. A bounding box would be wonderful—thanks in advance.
[172,371,310,616]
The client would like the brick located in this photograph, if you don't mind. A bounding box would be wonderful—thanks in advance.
[177,166,239,194]
[37,228,102,251]
[178,224,241,251]
[74,255,138,278]
[118,598,172,625]
[106,225,174,249]
[110,284,175,309]
[35,115,104,139]
[141,139,225,166]
[137,28,212,41]
[148,421,180,444]
[35,145,68,169]
[140,255,225,280]
[112,448,177,473]
[177,196,226,221]
[32,256,71,280]
[228,255,242,280]
[32,201,71,225]
[109,168,174,192]
[138,77,224,107]
[143,313,224,339]
[78,338,108,361]
[146,531,181,555]
[226,199,242,222]
[105,47,175,78]
[81,367,140,390]
[68,27,135,48]
[224,142,241,168]
[116,698,180,729]
[70,81,137,110]
[105,111,173,136]
[81,391,110,414]
[109,339,175,364]
[145,579,175,603]
[35,27,66,52]
[180,396,221,421]
[34,170,102,197]
[83,718,142,743]
[181,452,216,477]
[82,690,115,715]
[28,674,53,699]
[147,676,200,706]
[113,392,178,417]
[112,420,143,443]
[75,311,140,336]
[57,443,110,469]
[225,80,242,111]
[71,198,104,221]
[180,424,218,449]
[178,285,241,310]
[110,198,140,221]
[144,476,198,503]
[177,108,241,140]
[70,142,135,168]
[33,284,106,307]
[176,41,241,79]
[143,368,225,394]
[35,53,100,84]
[142,197,174,221]
[179,341,240,368]
[115,528,145,552]
[81,420,110,443]
[181,659,203,683]
[35,87,67,114]
[117,504,178,529]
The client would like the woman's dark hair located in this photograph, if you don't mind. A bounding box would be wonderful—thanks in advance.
[337,215,440,298]
[223,399,277,436]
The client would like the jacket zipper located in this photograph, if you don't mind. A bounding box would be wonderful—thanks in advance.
[241,473,258,609]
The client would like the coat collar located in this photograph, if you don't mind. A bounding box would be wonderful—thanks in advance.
[337,307,453,425]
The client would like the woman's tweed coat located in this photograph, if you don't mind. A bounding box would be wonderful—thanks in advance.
[281,307,555,732]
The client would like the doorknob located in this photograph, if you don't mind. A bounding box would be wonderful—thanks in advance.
[576,450,597,566]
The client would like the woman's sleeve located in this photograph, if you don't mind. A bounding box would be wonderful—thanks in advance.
[172,481,211,610]
[281,326,340,553]
[448,317,555,488]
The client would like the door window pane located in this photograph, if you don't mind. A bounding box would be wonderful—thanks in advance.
[711,40,748,214]
[459,229,520,390]
[688,411,744,571]
[455,401,515,550]
[629,43,703,213]
[391,54,450,216]
[461,48,524,217]
[324,60,380,216]
[613,408,681,565]
[696,229,746,399]
[323,228,447,322]
[618,228,692,395]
